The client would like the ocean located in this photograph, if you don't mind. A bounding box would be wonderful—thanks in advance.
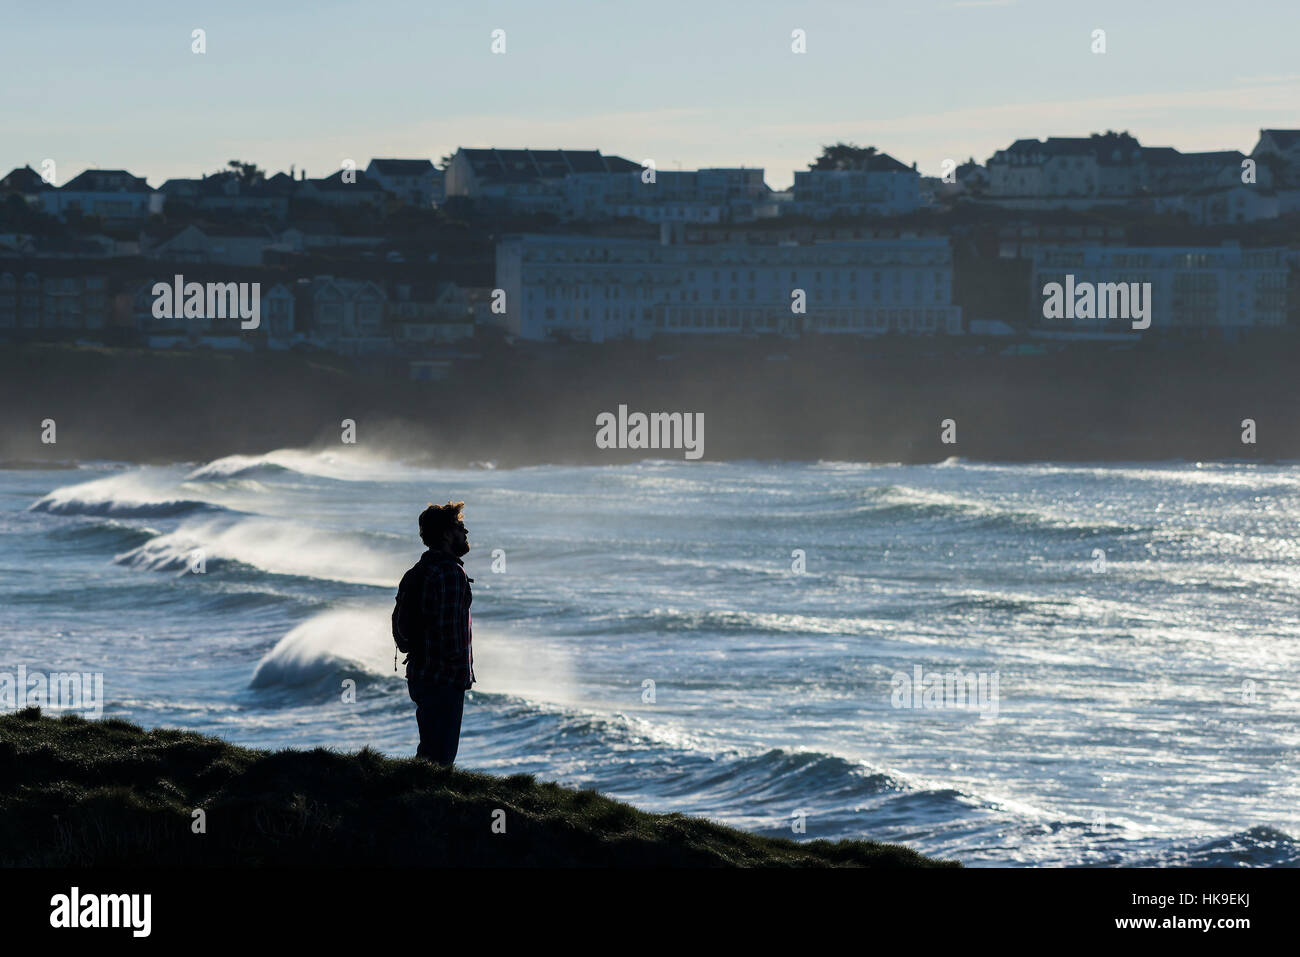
[3,451,1298,866]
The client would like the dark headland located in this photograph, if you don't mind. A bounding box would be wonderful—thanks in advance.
[3,336,1299,466]
[0,710,955,868]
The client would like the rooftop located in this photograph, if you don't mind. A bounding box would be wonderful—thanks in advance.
[368,159,436,175]
[1,165,54,193]
[457,148,642,183]
[61,169,153,193]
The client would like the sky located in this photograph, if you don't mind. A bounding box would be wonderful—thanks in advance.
[3,0,1299,190]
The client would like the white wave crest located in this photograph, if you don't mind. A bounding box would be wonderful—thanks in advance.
[187,448,414,483]
[31,468,214,517]
[115,517,409,585]
[249,605,579,706]
[250,608,392,687]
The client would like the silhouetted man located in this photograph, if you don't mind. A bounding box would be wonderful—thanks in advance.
[393,500,474,765]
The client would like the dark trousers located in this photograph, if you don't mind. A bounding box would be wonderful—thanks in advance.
[408,680,465,766]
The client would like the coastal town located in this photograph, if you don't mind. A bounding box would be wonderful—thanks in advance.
[3,130,1299,379]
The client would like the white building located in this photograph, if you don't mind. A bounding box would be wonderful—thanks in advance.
[298,277,388,354]
[991,138,1087,198]
[1140,147,1249,194]
[1251,129,1300,188]
[133,279,295,350]
[791,153,920,218]
[496,233,961,342]
[0,269,110,333]
[1,165,55,207]
[158,171,293,220]
[445,148,638,206]
[41,169,164,224]
[985,134,1258,209]
[366,159,444,207]
[564,167,771,223]
[297,170,387,210]
[147,224,287,266]
[445,148,771,223]
[262,283,297,348]
[1178,185,1279,226]
[1032,243,1289,334]
[387,280,475,345]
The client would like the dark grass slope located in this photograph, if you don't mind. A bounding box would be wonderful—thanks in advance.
[0,710,957,868]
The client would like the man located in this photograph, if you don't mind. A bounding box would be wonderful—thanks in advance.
[393,500,474,765]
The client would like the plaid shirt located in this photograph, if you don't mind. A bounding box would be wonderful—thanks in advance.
[407,550,475,689]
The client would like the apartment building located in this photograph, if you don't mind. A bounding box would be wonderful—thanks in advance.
[790,152,921,218]
[158,171,294,221]
[366,159,444,208]
[0,268,111,333]
[445,148,775,222]
[496,233,960,342]
[297,276,388,353]
[387,280,475,345]
[40,169,164,224]
[986,134,1255,208]
[1032,243,1289,333]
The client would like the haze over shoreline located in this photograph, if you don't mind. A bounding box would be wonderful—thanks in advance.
[3,338,1297,468]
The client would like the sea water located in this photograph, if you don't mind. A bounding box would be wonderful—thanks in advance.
[3,451,1297,866]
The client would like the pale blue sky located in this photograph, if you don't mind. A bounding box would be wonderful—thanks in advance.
[3,0,1298,190]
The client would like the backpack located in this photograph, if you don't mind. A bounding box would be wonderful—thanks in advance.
[392,559,427,670]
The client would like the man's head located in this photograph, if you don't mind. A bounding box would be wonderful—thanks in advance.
[419,500,469,557]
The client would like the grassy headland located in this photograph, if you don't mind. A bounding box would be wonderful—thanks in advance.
[0,709,955,868]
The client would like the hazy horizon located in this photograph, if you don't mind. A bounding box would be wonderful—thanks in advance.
[5,0,1300,190]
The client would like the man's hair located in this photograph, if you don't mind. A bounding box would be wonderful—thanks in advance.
[419,501,465,546]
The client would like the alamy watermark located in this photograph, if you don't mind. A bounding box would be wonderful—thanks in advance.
[1042,274,1151,330]
[152,273,260,330]
[595,405,704,460]
[891,665,1000,721]
[1,666,104,718]
[50,887,150,937]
